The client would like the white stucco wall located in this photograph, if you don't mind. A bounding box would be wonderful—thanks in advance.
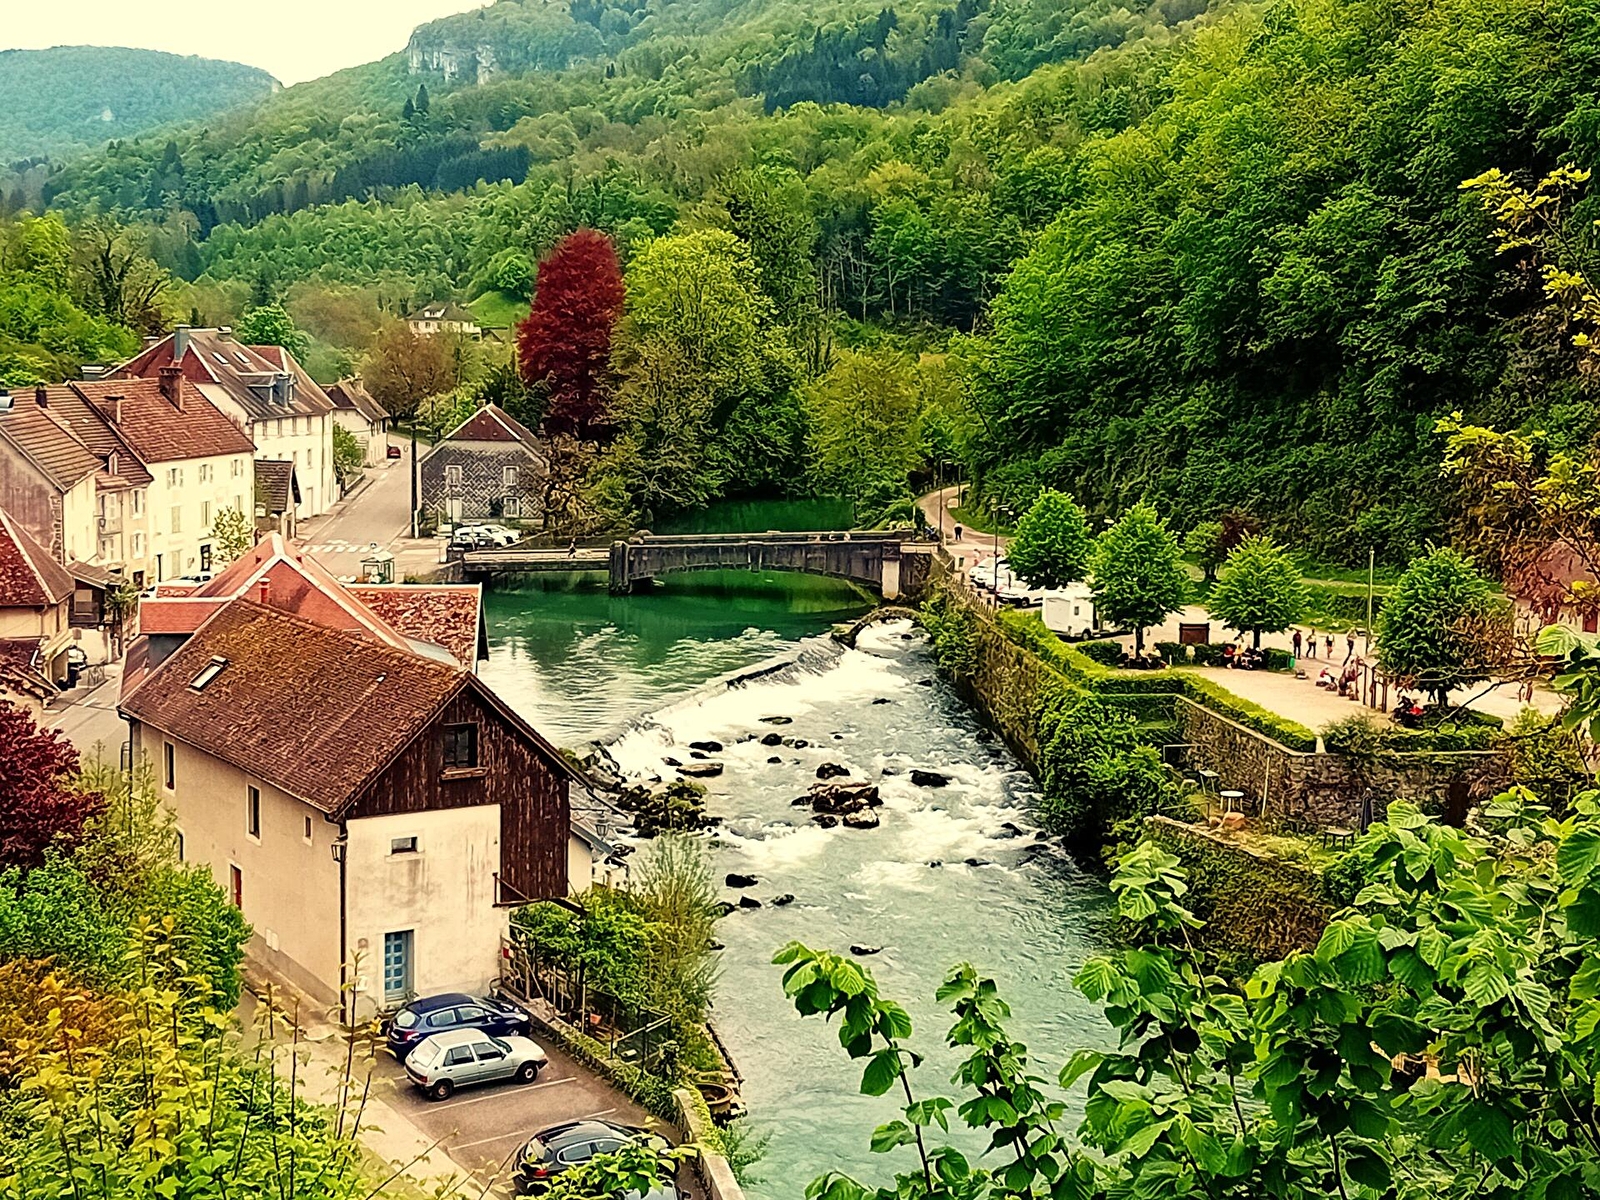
[255,414,336,520]
[345,806,507,1018]
[145,451,254,581]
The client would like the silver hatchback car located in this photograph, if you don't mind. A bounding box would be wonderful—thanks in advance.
[404,1027,549,1101]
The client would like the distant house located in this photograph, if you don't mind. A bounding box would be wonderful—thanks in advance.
[420,404,547,525]
[326,378,391,467]
[254,460,301,538]
[403,302,481,340]
[112,328,338,521]
[121,535,589,1017]
[0,505,76,704]
[1511,542,1600,633]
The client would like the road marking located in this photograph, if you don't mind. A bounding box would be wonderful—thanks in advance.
[451,1129,537,1152]
[581,1107,617,1120]
[428,1074,575,1111]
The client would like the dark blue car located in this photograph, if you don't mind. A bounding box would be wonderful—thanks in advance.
[385,992,532,1061]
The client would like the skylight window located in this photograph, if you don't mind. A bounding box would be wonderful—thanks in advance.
[189,656,227,691]
[213,353,228,365]
[235,352,251,365]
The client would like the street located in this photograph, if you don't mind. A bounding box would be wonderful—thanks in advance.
[298,433,435,578]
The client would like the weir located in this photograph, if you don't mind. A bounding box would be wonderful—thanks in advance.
[461,530,936,598]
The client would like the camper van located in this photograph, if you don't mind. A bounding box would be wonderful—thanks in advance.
[1042,584,1100,640]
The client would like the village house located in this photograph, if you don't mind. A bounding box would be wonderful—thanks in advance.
[0,505,76,708]
[253,460,300,538]
[112,328,338,522]
[121,535,595,1018]
[419,404,547,525]
[0,374,258,653]
[403,301,481,339]
[326,378,392,467]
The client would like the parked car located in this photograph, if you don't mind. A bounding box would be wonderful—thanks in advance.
[516,1119,664,1194]
[476,523,521,546]
[403,1027,547,1100]
[386,444,403,459]
[968,556,1013,592]
[386,992,532,1061]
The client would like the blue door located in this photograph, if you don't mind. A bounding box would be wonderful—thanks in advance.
[382,930,413,1004]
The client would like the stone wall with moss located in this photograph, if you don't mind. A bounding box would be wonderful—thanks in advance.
[1145,816,1334,966]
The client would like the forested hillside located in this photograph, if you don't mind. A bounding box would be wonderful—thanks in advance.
[5,0,1599,560]
[0,47,276,166]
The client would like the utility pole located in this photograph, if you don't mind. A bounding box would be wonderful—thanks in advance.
[410,422,419,539]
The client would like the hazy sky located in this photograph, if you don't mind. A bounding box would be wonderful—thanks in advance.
[2,1,492,86]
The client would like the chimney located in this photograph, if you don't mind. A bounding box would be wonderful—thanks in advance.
[172,326,192,362]
[106,395,123,425]
[34,385,47,408]
[258,578,270,605]
[159,366,183,410]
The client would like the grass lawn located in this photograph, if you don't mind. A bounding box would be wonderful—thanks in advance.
[469,288,528,329]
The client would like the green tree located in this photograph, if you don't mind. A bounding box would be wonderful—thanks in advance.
[208,506,254,564]
[331,423,364,484]
[1089,501,1187,652]
[1184,520,1228,584]
[1006,489,1092,589]
[1207,534,1308,649]
[803,349,921,523]
[234,302,310,359]
[1375,546,1503,706]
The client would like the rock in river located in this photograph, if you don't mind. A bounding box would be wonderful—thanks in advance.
[726,873,759,888]
[712,901,737,918]
[677,762,724,778]
[767,756,783,764]
[760,732,784,747]
[738,895,763,909]
[759,716,793,725]
[843,811,880,830]
[771,894,796,906]
[689,739,724,753]
[815,762,850,780]
[812,813,839,829]
[910,769,950,788]
[808,780,881,815]
[850,945,882,956]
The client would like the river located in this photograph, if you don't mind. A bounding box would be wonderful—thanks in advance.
[480,506,1114,1197]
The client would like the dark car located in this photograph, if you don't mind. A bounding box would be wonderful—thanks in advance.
[386,444,402,459]
[515,1119,660,1194]
[385,992,531,1061]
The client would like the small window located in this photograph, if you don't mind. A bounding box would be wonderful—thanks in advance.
[303,814,314,844]
[170,506,182,534]
[390,836,419,855]
[476,1042,506,1061]
[131,491,143,515]
[163,742,176,790]
[442,723,478,770]
[246,786,261,840]
[189,655,227,690]
[229,864,243,908]
[503,496,520,518]
[445,1046,475,1066]
[201,501,212,528]
[167,468,178,487]
[502,465,518,489]
[445,464,462,487]
[174,829,185,861]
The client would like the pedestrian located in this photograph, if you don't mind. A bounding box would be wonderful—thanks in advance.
[1291,629,1303,659]
[953,523,963,542]
[1325,633,1335,658]
[567,537,577,558]
[1307,628,1318,659]
[1344,631,1356,664]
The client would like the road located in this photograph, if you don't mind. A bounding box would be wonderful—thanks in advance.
[47,664,127,761]
[918,485,1008,572]
[297,434,429,578]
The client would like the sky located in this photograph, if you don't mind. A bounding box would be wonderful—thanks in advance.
[1,0,492,86]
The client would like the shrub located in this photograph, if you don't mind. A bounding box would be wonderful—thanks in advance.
[921,591,979,677]
[1155,641,1188,665]
[1262,648,1294,672]
[1037,695,1179,842]
[1191,642,1225,666]
[1078,640,1125,667]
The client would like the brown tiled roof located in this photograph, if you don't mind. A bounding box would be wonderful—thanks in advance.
[0,508,74,607]
[348,584,485,668]
[121,600,467,812]
[443,403,540,446]
[406,302,478,324]
[0,396,102,492]
[77,377,255,464]
[326,378,389,424]
[137,597,226,634]
[39,385,153,487]
[255,460,300,514]
[112,329,333,422]
[0,637,54,704]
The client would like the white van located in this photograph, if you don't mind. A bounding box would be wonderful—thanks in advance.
[1042,584,1100,640]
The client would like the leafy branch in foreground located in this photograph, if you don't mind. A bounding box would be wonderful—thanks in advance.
[777,794,1600,1199]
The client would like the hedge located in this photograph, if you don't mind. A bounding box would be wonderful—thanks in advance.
[995,611,1319,750]
[527,1007,681,1122]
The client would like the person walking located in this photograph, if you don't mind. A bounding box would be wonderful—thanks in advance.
[1291,629,1303,660]
[953,523,963,543]
[1344,631,1356,665]
[1307,628,1318,659]
[567,537,577,558]
[1325,633,1335,659]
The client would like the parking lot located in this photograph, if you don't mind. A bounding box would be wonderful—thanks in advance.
[373,1038,678,1193]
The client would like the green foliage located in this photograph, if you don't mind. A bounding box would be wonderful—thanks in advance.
[1036,693,1180,841]
[1207,535,1309,649]
[0,48,275,162]
[804,349,923,522]
[782,791,1600,1200]
[1184,520,1228,583]
[1076,640,1125,667]
[539,1140,699,1200]
[1374,546,1502,705]
[331,423,364,484]
[1321,710,1501,754]
[208,506,254,565]
[1089,501,1188,650]
[1006,489,1093,589]
[631,834,719,1026]
[919,590,980,677]
[232,302,310,359]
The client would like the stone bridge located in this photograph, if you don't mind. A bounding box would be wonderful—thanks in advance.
[461,530,935,598]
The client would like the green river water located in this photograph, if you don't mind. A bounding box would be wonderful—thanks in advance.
[479,501,1114,1197]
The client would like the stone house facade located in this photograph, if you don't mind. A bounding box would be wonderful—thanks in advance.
[419,404,546,525]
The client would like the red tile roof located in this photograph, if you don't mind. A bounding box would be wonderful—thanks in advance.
[348,584,485,668]
[443,404,539,446]
[326,378,389,424]
[0,395,102,492]
[121,600,466,812]
[0,508,74,607]
[113,329,334,421]
[138,597,227,634]
[0,637,54,705]
[254,460,299,514]
[77,377,255,464]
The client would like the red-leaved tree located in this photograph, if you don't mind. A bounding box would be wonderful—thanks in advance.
[516,228,626,440]
[0,701,101,869]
